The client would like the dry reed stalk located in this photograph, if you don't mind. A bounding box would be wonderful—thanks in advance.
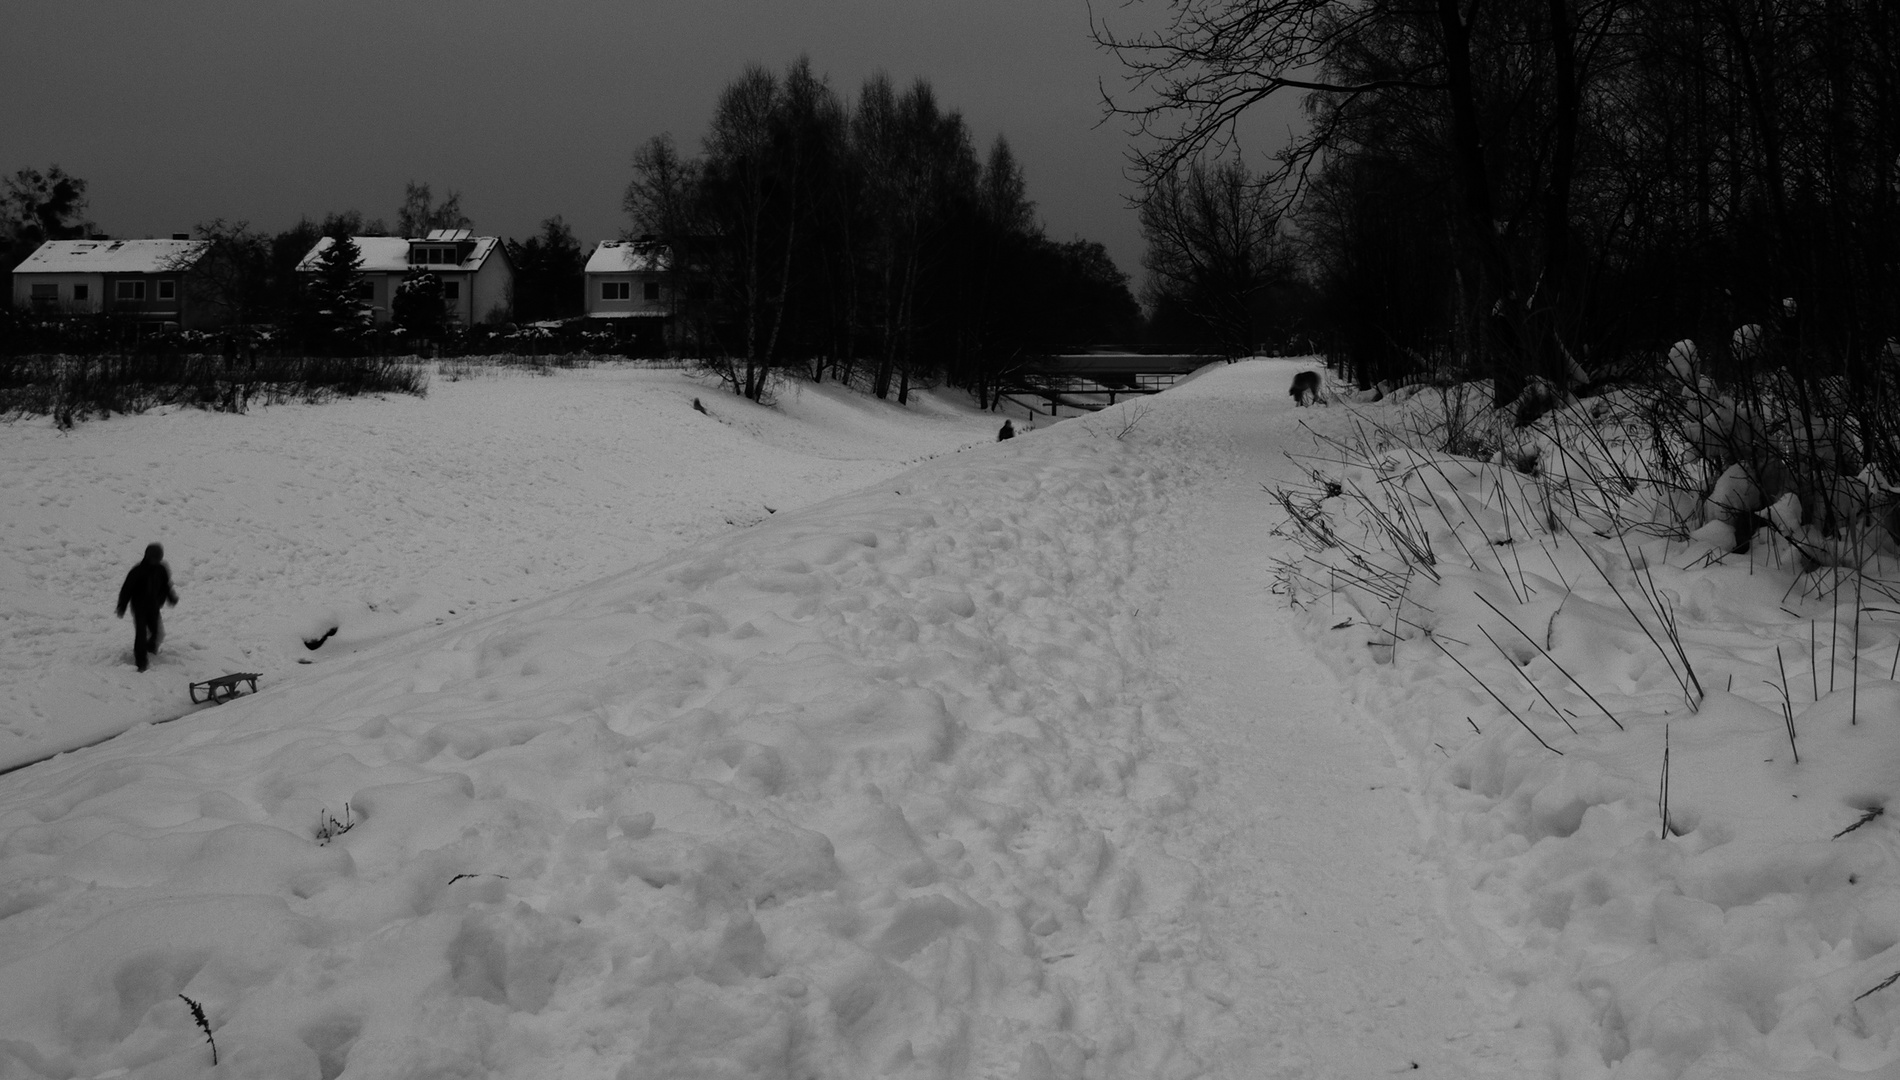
[1659,725,1672,837]
[1774,647,1799,763]
[1480,624,1579,734]
[1566,521,1701,709]
[1431,637,1563,755]
[1473,593,1625,731]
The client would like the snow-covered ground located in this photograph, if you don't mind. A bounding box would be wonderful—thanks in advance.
[1,358,1898,1078]
[0,366,992,773]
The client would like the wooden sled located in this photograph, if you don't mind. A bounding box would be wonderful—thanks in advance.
[191,672,261,705]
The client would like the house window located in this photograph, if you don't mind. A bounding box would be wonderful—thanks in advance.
[355,281,374,300]
[30,283,58,307]
[116,280,147,301]
[157,280,176,300]
[443,281,460,300]
[73,284,89,301]
[644,281,661,301]
[602,281,631,301]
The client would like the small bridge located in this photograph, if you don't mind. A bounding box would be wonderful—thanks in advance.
[1000,351,1225,416]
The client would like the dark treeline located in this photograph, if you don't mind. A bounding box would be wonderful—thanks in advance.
[1105,0,1900,418]
[625,57,1140,404]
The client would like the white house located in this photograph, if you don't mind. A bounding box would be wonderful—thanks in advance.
[10,237,213,327]
[298,230,514,325]
[584,240,671,320]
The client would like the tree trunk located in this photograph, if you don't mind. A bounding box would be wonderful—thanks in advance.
[1438,0,1531,405]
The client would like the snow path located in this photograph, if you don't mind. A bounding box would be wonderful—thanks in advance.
[1149,365,1547,1076]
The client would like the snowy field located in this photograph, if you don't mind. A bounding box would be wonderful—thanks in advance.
[0,366,993,772]
[2,358,1899,1078]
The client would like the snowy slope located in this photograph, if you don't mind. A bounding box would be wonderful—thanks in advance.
[0,370,1215,1078]
[0,365,990,772]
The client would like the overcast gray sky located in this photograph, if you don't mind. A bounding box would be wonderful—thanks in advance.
[0,0,1244,285]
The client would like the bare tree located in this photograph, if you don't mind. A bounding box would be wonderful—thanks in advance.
[1139,156,1288,354]
[854,76,980,402]
[1097,0,1618,401]
[171,220,271,354]
[396,181,472,237]
[625,134,702,241]
[701,64,784,399]
[2,165,91,272]
[625,133,708,355]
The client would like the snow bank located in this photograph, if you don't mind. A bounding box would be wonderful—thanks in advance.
[1279,387,1900,1077]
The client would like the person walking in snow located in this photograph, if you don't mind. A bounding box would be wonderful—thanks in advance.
[998,419,1015,441]
[116,543,178,672]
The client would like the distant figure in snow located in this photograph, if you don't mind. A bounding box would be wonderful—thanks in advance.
[116,543,178,672]
[998,419,1015,441]
[1289,370,1324,406]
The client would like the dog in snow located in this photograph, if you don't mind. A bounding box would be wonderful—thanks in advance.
[1289,370,1325,406]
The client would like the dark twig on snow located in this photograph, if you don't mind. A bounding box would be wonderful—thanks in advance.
[1856,970,1900,1002]
[1833,806,1884,840]
[316,803,355,846]
[180,994,217,1065]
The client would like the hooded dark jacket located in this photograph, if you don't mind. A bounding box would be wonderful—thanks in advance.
[117,557,178,617]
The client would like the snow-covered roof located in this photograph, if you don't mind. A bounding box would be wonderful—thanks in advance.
[13,238,208,275]
[585,241,668,275]
[297,235,501,274]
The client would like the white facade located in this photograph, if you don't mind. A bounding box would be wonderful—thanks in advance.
[298,231,513,325]
[11,239,209,324]
[583,241,670,320]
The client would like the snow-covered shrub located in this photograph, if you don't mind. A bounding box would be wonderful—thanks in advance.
[1666,339,1698,383]
[1636,323,1900,559]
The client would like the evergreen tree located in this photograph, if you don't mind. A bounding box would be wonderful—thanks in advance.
[391,268,448,339]
[306,235,368,347]
[505,216,585,322]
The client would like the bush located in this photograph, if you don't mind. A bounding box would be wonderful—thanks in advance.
[0,353,427,427]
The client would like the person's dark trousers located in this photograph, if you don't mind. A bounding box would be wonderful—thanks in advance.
[132,605,163,671]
